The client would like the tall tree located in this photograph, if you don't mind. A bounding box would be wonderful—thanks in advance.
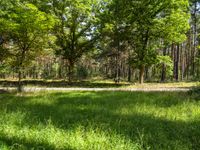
[98,0,131,82]
[1,2,54,92]
[127,0,189,84]
[48,0,99,82]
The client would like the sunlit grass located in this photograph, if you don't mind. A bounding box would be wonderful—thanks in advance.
[124,82,199,89]
[0,91,200,149]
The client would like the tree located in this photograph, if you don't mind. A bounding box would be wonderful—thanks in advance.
[0,0,11,61]
[127,0,189,84]
[2,2,54,92]
[97,0,131,83]
[47,0,99,82]
[189,0,200,78]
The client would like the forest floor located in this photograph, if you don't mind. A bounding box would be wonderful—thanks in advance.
[0,91,200,150]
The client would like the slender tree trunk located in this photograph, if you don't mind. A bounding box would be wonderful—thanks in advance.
[17,49,26,92]
[139,65,145,84]
[128,48,132,82]
[115,57,120,83]
[115,38,120,83]
[161,47,167,82]
[173,44,176,81]
[175,44,180,81]
[139,29,149,84]
[128,65,132,82]
[145,67,149,81]
[188,30,192,80]
[58,57,63,79]
[68,60,74,83]
[18,68,22,92]
[192,1,198,77]
[180,44,184,81]
[186,34,190,80]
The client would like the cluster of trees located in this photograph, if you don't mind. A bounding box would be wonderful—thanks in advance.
[0,0,199,88]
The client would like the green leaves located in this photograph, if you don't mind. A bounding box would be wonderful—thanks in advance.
[0,1,56,73]
[52,0,98,62]
[125,0,190,68]
[157,55,173,77]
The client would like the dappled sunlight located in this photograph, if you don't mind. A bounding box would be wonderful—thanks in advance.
[0,0,200,149]
[0,123,140,150]
[0,91,200,149]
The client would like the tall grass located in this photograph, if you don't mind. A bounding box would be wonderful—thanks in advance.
[0,91,200,150]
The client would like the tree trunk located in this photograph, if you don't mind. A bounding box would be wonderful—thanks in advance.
[180,44,184,81]
[192,1,198,77]
[68,60,74,83]
[18,68,23,92]
[17,49,26,92]
[174,44,180,81]
[115,56,120,83]
[139,65,145,84]
[115,49,120,83]
[139,29,149,84]
[145,67,149,81]
[128,65,132,82]
[161,64,166,82]
[161,48,167,82]
[172,43,176,81]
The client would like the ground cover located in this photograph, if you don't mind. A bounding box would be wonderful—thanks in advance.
[0,91,200,150]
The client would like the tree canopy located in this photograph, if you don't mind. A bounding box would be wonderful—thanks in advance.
[0,0,199,89]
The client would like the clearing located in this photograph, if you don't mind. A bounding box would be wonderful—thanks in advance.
[0,91,200,150]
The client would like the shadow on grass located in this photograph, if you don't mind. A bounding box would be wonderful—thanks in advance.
[0,135,76,150]
[0,92,200,149]
[0,80,130,88]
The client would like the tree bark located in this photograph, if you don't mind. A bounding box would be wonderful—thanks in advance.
[68,60,74,83]
[139,29,149,84]
[161,48,167,82]
[18,68,22,92]
[139,65,145,84]
[17,49,26,92]
[191,1,198,77]
[128,65,132,82]
[180,44,184,81]
[175,44,180,81]
[145,67,149,81]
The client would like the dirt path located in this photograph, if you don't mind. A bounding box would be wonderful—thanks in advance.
[0,87,191,92]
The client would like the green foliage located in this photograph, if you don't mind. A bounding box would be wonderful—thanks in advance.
[96,0,190,83]
[127,0,189,68]
[0,63,11,75]
[130,46,158,68]
[157,8,190,43]
[76,65,89,80]
[52,0,99,62]
[0,2,55,75]
[0,0,196,83]
[157,55,173,77]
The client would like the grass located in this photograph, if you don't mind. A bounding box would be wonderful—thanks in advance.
[0,91,200,150]
[0,79,199,89]
[124,82,199,89]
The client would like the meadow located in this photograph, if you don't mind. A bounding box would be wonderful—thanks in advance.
[0,91,200,150]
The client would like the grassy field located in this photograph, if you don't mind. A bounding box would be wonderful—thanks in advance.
[0,91,200,150]
[0,79,199,89]
[125,82,199,88]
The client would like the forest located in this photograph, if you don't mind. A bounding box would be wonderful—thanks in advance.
[0,0,199,89]
[1,1,200,150]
